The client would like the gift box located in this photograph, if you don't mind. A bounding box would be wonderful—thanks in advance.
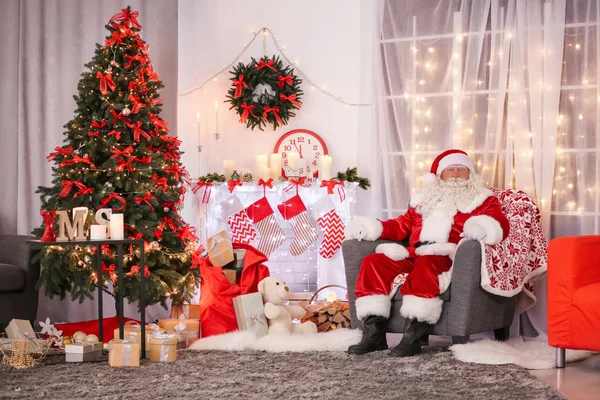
[232,249,246,269]
[6,319,36,340]
[108,339,140,367]
[149,333,177,362]
[207,230,234,267]
[113,321,142,354]
[65,342,103,362]
[158,318,200,335]
[233,292,269,337]
[222,268,237,285]
[170,303,201,320]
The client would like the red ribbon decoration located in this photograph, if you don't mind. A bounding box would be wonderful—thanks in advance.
[280,93,302,108]
[74,185,94,198]
[255,59,277,71]
[176,226,198,244]
[47,146,73,162]
[96,72,116,95]
[127,121,152,142]
[149,113,169,133]
[110,109,131,126]
[129,265,150,278]
[159,135,181,147]
[284,177,310,195]
[277,74,293,89]
[107,130,122,140]
[128,81,138,91]
[116,158,135,172]
[135,192,157,211]
[100,193,127,211]
[102,262,117,284]
[59,180,90,197]
[239,102,257,123]
[262,106,283,126]
[59,155,96,169]
[191,248,204,269]
[110,146,134,159]
[162,217,177,232]
[320,180,346,202]
[192,180,213,204]
[233,74,248,98]
[258,178,273,197]
[137,155,152,165]
[108,8,142,28]
[91,120,107,129]
[128,94,146,114]
[123,54,146,69]
[227,179,242,193]
[105,30,126,47]
[152,174,168,192]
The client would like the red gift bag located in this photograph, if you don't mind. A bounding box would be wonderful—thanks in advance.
[199,243,270,337]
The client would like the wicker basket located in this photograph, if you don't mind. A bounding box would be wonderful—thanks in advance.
[301,285,351,332]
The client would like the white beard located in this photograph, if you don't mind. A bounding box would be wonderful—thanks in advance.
[416,174,486,218]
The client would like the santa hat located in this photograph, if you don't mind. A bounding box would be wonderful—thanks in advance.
[424,149,474,183]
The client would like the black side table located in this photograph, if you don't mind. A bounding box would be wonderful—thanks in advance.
[28,238,147,358]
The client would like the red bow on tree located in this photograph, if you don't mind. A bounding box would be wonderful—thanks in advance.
[137,155,152,165]
[74,184,94,198]
[135,192,157,211]
[227,179,242,193]
[109,8,142,28]
[100,193,127,211]
[110,146,134,159]
[123,54,146,69]
[47,146,73,162]
[149,113,169,133]
[102,262,117,284]
[320,180,346,202]
[176,225,198,244]
[284,177,310,194]
[255,59,277,71]
[91,120,108,129]
[59,155,96,169]
[280,93,302,108]
[107,130,122,141]
[96,72,116,95]
[239,102,257,123]
[110,109,131,126]
[128,94,146,114]
[129,265,150,278]
[105,30,126,47]
[162,217,177,232]
[127,121,152,142]
[152,174,168,192]
[277,74,293,89]
[233,74,248,98]
[191,248,204,269]
[262,106,283,125]
[116,158,135,172]
[192,180,213,203]
[159,135,182,147]
[258,178,273,197]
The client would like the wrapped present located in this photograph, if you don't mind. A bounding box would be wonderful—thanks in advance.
[149,332,177,362]
[232,249,246,269]
[207,230,234,267]
[222,268,237,285]
[113,321,142,354]
[108,339,140,367]
[170,303,201,320]
[172,321,200,350]
[158,318,200,335]
[6,319,36,340]
[144,323,163,358]
[65,342,103,362]
[233,292,268,337]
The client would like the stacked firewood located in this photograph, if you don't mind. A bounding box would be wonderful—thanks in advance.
[301,300,352,332]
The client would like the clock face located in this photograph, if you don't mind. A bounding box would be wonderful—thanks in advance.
[274,129,328,179]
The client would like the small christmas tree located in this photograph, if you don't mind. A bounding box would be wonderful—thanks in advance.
[33,7,201,309]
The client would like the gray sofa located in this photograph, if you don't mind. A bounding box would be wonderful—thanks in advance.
[343,239,516,343]
[0,234,40,332]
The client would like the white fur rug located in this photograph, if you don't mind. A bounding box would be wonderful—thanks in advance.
[449,338,592,369]
[188,328,362,352]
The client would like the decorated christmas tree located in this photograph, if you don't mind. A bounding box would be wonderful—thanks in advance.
[33,7,201,308]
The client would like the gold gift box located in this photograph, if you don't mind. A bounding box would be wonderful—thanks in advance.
[108,339,140,367]
[158,318,200,334]
[170,303,201,320]
[207,230,234,267]
[149,334,177,363]
[113,321,142,354]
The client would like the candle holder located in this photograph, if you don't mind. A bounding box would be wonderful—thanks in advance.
[213,132,221,159]
[196,145,204,152]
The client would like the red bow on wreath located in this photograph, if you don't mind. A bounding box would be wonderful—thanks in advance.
[262,106,283,126]
[233,74,248,98]
[277,74,293,89]
[280,93,302,108]
[255,59,277,71]
[239,102,257,123]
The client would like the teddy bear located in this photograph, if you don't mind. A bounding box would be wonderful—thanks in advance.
[257,276,318,335]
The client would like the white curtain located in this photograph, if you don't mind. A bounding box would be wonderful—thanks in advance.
[0,0,179,324]
[377,0,599,337]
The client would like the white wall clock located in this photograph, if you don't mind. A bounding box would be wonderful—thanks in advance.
[274,129,328,179]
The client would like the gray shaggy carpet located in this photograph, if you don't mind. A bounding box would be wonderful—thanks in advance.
[0,347,564,400]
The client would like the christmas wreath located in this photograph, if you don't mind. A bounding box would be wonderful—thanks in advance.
[226,55,303,131]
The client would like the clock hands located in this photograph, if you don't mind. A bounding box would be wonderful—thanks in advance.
[293,143,303,158]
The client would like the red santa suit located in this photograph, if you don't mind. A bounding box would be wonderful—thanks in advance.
[354,163,510,325]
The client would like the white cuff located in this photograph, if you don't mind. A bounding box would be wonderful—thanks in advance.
[464,215,504,245]
[375,243,409,261]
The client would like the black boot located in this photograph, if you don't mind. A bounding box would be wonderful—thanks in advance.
[347,315,388,355]
[390,318,432,357]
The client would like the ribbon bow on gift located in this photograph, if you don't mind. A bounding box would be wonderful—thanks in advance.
[227,179,242,193]
[258,178,273,197]
[192,180,213,204]
[284,177,310,195]
[320,179,346,202]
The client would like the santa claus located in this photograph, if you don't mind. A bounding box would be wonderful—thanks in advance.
[346,149,510,357]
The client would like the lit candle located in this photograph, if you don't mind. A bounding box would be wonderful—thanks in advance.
[256,154,268,179]
[319,155,332,180]
[109,213,124,240]
[288,152,299,174]
[223,159,235,179]
[90,225,107,240]
[196,110,201,147]
[270,153,282,180]
[214,101,219,133]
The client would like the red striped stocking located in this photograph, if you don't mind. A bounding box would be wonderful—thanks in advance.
[245,197,285,258]
[277,195,318,256]
[222,194,256,244]
[310,195,345,258]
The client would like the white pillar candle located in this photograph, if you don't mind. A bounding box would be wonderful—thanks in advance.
[223,159,235,179]
[109,213,124,240]
[256,154,268,179]
[260,166,270,181]
[270,153,282,180]
[90,224,107,240]
[287,152,299,174]
[319,155,332,180]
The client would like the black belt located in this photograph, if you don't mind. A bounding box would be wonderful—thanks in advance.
[414,241,435,248]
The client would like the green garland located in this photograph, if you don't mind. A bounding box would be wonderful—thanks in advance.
[336,167,371,190]
[225,55,303,131]
[197,173,226,183]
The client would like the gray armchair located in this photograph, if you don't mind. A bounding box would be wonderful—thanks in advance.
[0,234,40,332]
[343,239,516,343]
